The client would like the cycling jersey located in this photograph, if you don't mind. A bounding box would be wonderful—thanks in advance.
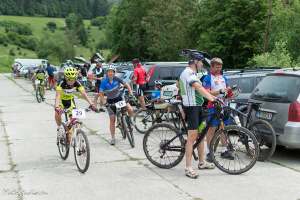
[35,69,46,80]
[133,64,147,85]
[202,73,228,97]
[179,67,204,107]
[99,76,125,100]
[56,79,84,100]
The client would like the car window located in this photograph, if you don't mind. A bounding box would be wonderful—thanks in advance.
[239,77,255,93]
[251,75,300,103]
[227,78,239,87]
[158,67,173,80]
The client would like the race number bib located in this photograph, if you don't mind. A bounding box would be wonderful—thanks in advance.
[35,80,40,85]
[72,109,86,119]
[115,100,126,109]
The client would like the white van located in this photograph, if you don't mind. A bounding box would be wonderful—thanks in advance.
[14,59,48,77]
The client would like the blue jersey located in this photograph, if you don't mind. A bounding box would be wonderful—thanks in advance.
[99,76,125,100]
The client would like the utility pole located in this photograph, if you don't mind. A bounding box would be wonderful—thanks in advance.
[263,0,273,52]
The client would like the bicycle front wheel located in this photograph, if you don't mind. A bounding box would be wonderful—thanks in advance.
[74,129,90,173]
[122,115,135,148]
[57,128,70,160]
[133,109,155,134]
[249,120,276,161]
[143,123,185,169]
[36,85,42,103]
[210,125,259,175]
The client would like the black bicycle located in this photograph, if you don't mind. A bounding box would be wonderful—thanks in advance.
[133,99,180,134]
[34,79,45,103]
[106,97,135,148]
[228,101,277,161]
[143,100,259,175]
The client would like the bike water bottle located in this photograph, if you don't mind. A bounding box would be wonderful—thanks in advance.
[198,121,206,133]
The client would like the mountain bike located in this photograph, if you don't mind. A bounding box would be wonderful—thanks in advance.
[228,101,277,161]
[35,79,45,103]
[106,97,135,148]
[133,99,180,134]
[56,107,90,173]
[143,99,259,175]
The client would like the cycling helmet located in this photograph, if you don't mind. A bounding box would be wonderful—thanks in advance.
[106,65,116,72]
[192,52,204,61]
[64,67,78,80]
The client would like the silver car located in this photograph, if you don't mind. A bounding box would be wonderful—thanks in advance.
[250,70,300,148]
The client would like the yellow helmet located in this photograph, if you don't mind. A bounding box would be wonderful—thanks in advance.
[64,67,78,80]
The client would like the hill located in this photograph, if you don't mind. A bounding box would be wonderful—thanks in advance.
[0,15,107,72]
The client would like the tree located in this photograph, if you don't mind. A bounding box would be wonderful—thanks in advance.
[65,13,88,46]
[192,0,267,68]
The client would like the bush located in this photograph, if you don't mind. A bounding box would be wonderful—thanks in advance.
[6,32,37,51]
[91,16,106,28]
[9,49,15,56]
[0,21,32,35]
[0,33,8,44]
[249,41,293,68]
[46,21,57,32]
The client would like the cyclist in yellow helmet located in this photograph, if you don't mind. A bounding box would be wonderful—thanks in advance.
[32,65,46,92]
[55,67,96,135]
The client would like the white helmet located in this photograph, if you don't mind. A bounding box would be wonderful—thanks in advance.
[107,65,116,72]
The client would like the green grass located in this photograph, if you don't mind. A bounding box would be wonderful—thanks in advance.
[0,15,110,71]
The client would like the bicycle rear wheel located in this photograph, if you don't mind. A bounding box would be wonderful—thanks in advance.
[249,120,276,161]
[143,123,185,169]
[122,115,135,148]
[133,109,155,134]
[210,125,259,175]
[57,127,70,160]
[74,129,90,173]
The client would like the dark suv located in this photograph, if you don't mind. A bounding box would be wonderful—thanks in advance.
[143,62,187,90]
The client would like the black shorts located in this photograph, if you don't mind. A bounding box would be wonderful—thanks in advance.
[61,99,76,109]
[136,84,147,97]
[107,96,123,116]
[183,106,203,130]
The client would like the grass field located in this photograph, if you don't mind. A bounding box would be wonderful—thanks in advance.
[0,15,107,72]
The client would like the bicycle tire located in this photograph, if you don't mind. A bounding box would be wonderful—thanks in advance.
[36,85,42,103]
[133,109,155,134]
[57,128,70,160]
[122,115,135,148]
[143,123,185,169]
[74,129,90,173]
[117,114,126,139]
[210,125,259,175]
[249,120,276,161]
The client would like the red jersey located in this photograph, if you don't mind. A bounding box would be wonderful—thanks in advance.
[133,64,147,85]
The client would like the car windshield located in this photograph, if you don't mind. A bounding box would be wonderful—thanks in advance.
[251,75,300,103]
[228,77,255,93]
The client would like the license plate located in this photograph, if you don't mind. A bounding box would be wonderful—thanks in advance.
[115,100,126,109]
[256,111,273,120]
[35,80,40,85]
[82,77,87,81]
[72,109,86,119]
[163,91,173,97]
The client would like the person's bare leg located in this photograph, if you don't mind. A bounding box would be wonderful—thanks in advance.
[126,104,134,117]
[206,127,216,147]
[197,140,206,162]
[109,116,116,139]
[185,130,198,168]
[138,96,146,110]
[94,93,99,109]
[55,112,62,126]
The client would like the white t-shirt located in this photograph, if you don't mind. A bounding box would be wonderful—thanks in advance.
[179,67,204,106]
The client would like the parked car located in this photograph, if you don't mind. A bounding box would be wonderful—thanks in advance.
[144,62,187,90]
[226,69,275,106]
[249,69,300,148]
